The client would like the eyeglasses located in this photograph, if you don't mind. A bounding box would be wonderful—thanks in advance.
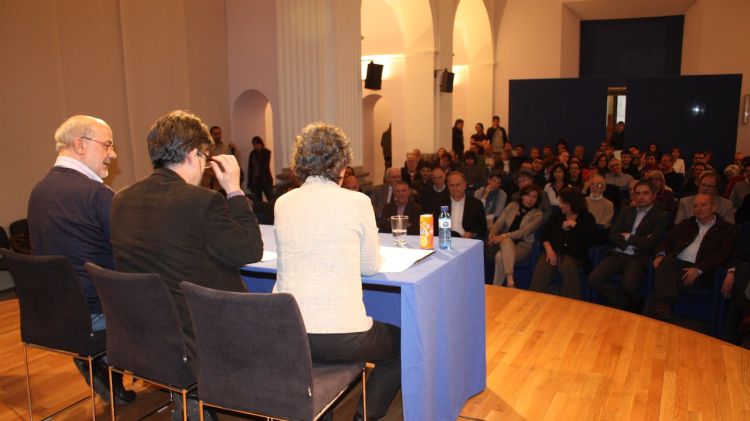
[591,183,605,188]
[81,136,114,151]
[197,149,211,161]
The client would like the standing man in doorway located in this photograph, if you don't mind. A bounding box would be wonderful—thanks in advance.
[452,119,465,159]
[486,115,508,154]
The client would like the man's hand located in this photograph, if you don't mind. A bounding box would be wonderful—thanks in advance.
[545,250,558,266]
[462,232,475,239]
[721,271,735,298]
[621,232,631,241]
[653,255,664,268]
[681,267,701,285]
[210,154,242,193]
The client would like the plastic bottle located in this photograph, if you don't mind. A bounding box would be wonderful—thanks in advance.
[438,205,452,250]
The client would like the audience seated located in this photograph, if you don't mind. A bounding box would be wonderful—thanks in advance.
[675,172,734,225]
[730,161,750,208]
[401,153,421,187]
[671,147,686,175]
[474,170,507,226]
[660,154,684,196]
[620,150,640,179]
[644,194,736,320]
[604,158,634,190]
[377,181,421,235]
[588,181,669,310]
[418,167,450,214]
[341,175,361,192]
[645,170,677,217]
[529,187,596,299]
[721,229,750,343]
[486,185,543,287]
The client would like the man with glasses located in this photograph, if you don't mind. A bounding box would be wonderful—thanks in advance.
[675,172,734,224]
[27,115,136,403]
[111,110,263,421]
[588,181,669,311]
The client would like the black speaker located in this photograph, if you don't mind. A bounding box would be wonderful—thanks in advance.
[440,71,454,93]
[364,62,383,90]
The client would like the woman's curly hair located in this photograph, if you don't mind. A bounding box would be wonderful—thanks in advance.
[291,122,352,183]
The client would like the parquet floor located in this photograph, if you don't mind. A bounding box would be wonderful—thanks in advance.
[1,286,749,420]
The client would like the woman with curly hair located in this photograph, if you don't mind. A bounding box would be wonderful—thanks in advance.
[274,122,400,421]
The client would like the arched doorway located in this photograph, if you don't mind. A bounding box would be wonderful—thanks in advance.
[363,94,391,186]
[232,89,274,191]
[361,0,435,181]
[452,0,493,136]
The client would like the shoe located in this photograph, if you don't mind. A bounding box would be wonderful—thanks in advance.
[653,300,672,321]
[172,394,216,421]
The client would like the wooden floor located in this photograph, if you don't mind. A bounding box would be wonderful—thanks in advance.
[1,286,749,420]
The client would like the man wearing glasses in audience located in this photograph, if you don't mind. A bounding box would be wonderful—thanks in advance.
[27,115,136,404]
[675,172,734,225]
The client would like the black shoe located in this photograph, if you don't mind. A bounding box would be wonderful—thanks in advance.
[172,395,217,421]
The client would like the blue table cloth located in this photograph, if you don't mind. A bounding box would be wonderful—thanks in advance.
[240,225,486,421]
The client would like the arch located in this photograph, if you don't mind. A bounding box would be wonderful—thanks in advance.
[362,94,391,186]
[452,0,494,134]
[232,89,274,191]
[361,0,436,183]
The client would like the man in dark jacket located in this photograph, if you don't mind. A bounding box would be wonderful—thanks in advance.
[111,110,264,419]
[645,193,736,320]
[588,181,669,310]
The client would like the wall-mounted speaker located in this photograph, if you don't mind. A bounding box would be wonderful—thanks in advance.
[440,71,454,93]
[364,62,383,90]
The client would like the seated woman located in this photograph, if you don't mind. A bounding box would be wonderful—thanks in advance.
[274,123,400,421]
[486,185,543,287]
[474,170,508,226]
[544,163,570,208]
[646,169,676,217]
[529,187,596,299]
[568,161,585,190]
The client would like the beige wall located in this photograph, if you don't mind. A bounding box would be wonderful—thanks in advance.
[0,0,230,228]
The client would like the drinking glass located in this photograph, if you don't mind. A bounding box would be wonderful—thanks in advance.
[390,215,408,247]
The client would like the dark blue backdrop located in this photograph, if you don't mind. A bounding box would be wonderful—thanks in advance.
[626,74,742,169]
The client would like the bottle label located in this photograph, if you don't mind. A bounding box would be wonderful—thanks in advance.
[440,219,451,229]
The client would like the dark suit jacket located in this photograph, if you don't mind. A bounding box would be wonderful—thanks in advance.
[450,195,488,239]
[609,205,669,265]
[400,167,421,187]
[111,168,264,369]
[378,201,422,235]
[541,210,597,260]
[657,215,736,274]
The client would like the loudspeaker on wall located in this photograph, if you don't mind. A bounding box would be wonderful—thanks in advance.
[365,62,383,90]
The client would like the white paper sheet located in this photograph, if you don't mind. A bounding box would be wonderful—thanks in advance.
[260,250,277,262]
[378,246,434,273]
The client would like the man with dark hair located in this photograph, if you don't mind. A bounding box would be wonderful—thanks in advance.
[111,110,263,420]
[610,121,625,150]
[418,166,450,212]
[28,115,136,404]
[486,115,508,153]
[588,181,669,311]
[620,150,640,179]
[452,119,465,158]
[645,194,736,321]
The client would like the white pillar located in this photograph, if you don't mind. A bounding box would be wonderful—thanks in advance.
[275,0,363,168]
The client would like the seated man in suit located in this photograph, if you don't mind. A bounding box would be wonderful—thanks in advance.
[644,193,736,320]
[675,172,734,225]
[27,115,135,403]
[371,166,402,219]
[721,229,750,343]
[378,180,421,235]
[588,181,669,311]
[445,171,487,239]
[111,110,264,420]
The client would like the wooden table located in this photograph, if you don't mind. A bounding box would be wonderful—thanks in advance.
[460,286,750,420]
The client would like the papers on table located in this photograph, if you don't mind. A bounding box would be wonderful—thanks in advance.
[260,250,277,262]
[378,246,434,273]
[245,247,434,273]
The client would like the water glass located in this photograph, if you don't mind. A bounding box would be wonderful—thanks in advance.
[390,215,408,247]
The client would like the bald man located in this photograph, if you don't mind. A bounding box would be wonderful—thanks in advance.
[646,194,736,320]
[27,115,135,403]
